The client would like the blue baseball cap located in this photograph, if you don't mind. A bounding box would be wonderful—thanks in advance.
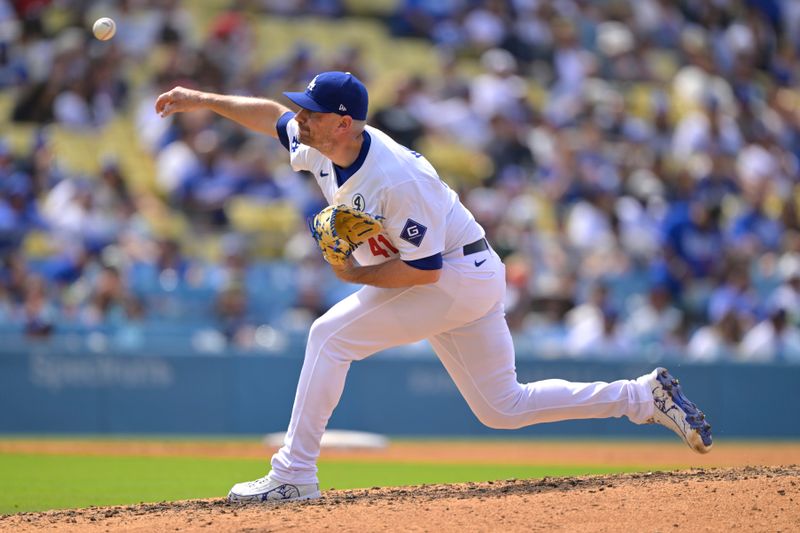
[283,71,368,120]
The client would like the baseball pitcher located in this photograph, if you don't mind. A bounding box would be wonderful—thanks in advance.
[155,71,712,503]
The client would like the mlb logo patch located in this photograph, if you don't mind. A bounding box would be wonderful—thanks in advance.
[400,219,427,247]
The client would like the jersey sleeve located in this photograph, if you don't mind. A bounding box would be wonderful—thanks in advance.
[276,111,293,150]
[404,254,443,270]
[280,114,327,173]
[381,179,447,262]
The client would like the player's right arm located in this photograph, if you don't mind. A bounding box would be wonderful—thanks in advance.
[154,86,290,139]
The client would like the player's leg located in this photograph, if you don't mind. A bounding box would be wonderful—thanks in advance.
[428,304,712,452]
[263,262,483,488]
[428,303,656,428]
[230,283,439,501]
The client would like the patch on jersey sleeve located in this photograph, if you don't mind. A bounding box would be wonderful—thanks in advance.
[400,219,427,247]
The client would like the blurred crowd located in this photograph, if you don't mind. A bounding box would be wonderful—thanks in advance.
[2,0,800,363]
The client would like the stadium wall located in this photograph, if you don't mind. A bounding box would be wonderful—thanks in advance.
[1,347,796,438]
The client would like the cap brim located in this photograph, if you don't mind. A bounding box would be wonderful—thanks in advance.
[283,91,329,113]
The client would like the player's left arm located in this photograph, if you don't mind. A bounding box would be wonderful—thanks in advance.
[331,173,447,287]
[331,256,440,287]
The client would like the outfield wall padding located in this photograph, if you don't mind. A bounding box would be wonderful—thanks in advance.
[1,347,796,438]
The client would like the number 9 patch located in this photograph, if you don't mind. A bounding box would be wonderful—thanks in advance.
[400,218,427,247]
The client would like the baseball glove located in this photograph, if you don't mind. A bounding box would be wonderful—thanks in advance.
[310,204,383,265]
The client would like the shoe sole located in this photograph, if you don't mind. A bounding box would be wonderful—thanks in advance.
[656,367,712,451]
[227,490,321,503]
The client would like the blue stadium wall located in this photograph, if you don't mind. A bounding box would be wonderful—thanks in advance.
[1,345,798,438]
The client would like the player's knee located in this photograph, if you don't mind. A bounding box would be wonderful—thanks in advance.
[307,314,342,343]
[307,318,327,343]
[474,394,531,429]
[474,410,523,430]
[306,317,359,362]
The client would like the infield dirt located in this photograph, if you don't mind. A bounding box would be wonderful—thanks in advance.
[1,440,798,532]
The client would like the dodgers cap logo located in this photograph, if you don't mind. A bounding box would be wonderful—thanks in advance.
[284,71,369,120]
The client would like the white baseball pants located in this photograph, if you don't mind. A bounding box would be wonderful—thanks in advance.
[270,248,655,484]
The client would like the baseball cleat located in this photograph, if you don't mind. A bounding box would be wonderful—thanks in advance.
[645,367,712,454]
[227,474,321,503]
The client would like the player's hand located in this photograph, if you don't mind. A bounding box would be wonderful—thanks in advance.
[155,86,205,118]
[329,256,358,282]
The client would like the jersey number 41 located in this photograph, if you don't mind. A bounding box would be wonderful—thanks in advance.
[368,235,399,257]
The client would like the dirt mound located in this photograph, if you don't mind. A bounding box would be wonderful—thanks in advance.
[3,465,798,532]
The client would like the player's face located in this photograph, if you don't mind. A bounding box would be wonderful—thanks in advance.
[295,109,340,151]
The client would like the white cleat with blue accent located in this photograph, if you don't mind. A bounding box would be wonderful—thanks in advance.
[227,474,321,503]
[646,367,713,454]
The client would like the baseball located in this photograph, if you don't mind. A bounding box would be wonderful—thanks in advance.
[92,17,116,41]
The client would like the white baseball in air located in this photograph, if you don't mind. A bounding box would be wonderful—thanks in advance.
[92,17,116,41]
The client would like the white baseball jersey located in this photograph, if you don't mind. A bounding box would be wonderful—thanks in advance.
[281,114,484,266]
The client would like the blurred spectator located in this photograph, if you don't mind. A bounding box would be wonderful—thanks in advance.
[155,110,214,198]
[206,233,250,291]
[728,196,783,255]
[82,265,131,325]
[232,139,283,200]
[739,306,800,362]
[329,45,369,83]
[261,0,343,18]
[423,81,489,148]
[470,48,527,122]
[564,282,607,353]
[0,171,44,251]
[203,6,254,88]
[291,256,329,321]
[623,284,684,348]
[113,296,147,351]
[484,114,535,186]
[175,129,235,228]
[39,246,91,286]
[567,305,636,359]
[389,0,463,38]
[687,310,744,362]
[672,95,743,160]
[127,237,195,297]
[463,0,509,51]
[769,256,800,325]
[95,159,134,214]
[21,274,55,338]
[42,177,121,251]
[662,195,724,283]
[256,44,319,95]
[371,77,425,150]
[707,263,760,330]
[214,281,255,348]
[0,251,29,304]
[548,18,595,120]
[565,188,616,252]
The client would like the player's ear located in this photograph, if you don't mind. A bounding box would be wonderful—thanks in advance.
[338,115,353,132]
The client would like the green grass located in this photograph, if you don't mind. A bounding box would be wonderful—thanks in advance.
[0,453,642,514]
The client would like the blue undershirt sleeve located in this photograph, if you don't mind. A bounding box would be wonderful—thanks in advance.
[403,252,443,270]
[276,111,294,150]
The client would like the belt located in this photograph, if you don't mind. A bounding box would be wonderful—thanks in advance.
[463,238,489,256]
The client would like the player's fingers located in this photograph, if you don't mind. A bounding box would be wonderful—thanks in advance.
[159,102,175,118]
[155,88,185,115]
[154,93,169,114]
[155,93,178,117]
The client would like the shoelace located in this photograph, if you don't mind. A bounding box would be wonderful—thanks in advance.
[248,475,271,487]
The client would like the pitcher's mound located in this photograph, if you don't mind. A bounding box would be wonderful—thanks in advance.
[2,465,798,532]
